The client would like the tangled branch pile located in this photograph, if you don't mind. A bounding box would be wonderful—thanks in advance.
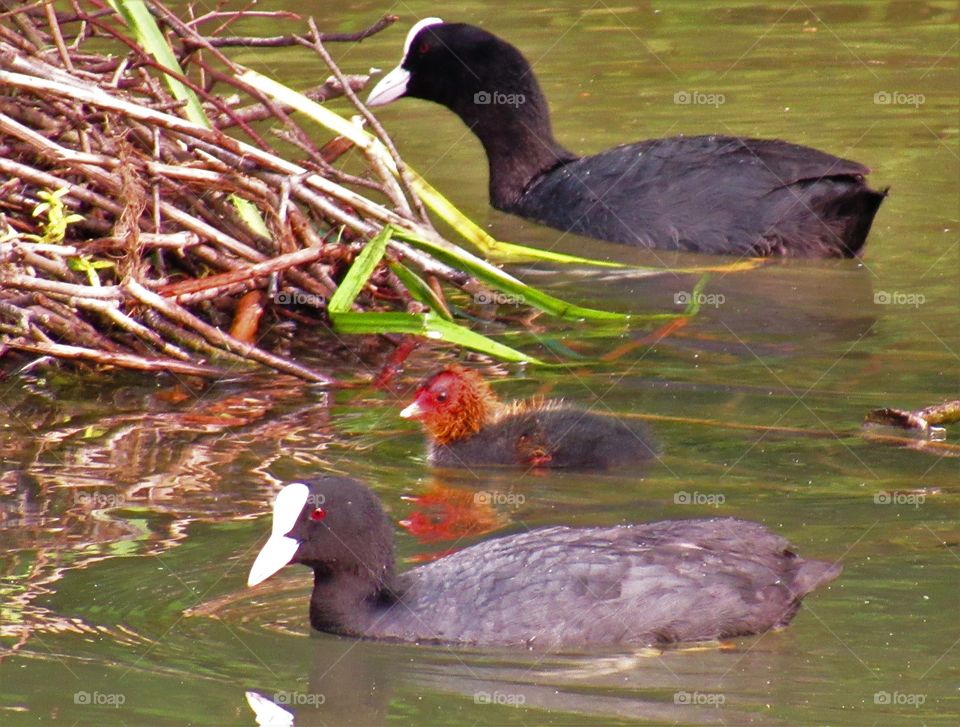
[1,3,572,384]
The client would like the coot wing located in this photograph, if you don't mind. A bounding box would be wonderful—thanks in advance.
[379,520,838,648]
[517,135,877,255]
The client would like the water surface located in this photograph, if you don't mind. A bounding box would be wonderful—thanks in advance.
[1,1,957,725]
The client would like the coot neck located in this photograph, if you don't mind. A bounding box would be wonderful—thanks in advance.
[308,563,398,634]
[448,89,576,210]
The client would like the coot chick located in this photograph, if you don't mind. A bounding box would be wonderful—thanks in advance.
[400,365,655,469]
[247,477,842,649]
[367,19,886,258]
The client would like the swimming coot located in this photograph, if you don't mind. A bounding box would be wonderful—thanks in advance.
[247,477,842,649]
[400,365,655,469]
[367,19,886,258]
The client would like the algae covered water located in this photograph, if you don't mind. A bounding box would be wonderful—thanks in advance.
[1,1,957,724]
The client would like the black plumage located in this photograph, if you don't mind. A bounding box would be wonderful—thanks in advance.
[516,136,884,256]
[249,477,842,650]
[368,21,886,257]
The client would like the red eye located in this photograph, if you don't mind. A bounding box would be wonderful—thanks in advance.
[310,507,327,521]
[418,41,430,55]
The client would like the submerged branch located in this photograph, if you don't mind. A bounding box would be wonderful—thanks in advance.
[865,399,960,436]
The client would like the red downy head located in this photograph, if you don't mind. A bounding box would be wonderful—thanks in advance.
[399,366,499,444]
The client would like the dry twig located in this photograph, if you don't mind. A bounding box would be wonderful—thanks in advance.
[0,4,466,383]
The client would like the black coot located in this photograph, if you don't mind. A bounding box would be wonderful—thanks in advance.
[367,19,886,258]
[248,477,841,649]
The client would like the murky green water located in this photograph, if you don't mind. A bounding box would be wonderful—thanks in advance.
[2,1,958,725]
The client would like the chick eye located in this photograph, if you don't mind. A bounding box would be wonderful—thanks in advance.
[310,507,327,521]
[436,392,448,402]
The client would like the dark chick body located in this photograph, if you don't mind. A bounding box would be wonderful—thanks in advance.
[429,407,655,469]
[367,20,885,257]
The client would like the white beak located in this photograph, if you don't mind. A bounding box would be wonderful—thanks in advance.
[247,482,310,587]
[245,691,294,727]
[399,400,425,419]
[366,65,411,107]
[366,17,443,108]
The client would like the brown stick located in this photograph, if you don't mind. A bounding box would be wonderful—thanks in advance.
[124,279,335,384]
[1,273,121,299]
[305,23,430,225]
[157,244,326,301]
[6,340,229,378]
[181,14,398,49]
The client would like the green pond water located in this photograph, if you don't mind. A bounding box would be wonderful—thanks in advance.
[1,1,958,725]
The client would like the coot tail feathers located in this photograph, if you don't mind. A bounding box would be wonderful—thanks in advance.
[788,557,843,600]
[822,183,888,257]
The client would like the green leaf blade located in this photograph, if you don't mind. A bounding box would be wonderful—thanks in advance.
[328,226,392,313]
[330,311,546,364]
[394,230,630,323]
